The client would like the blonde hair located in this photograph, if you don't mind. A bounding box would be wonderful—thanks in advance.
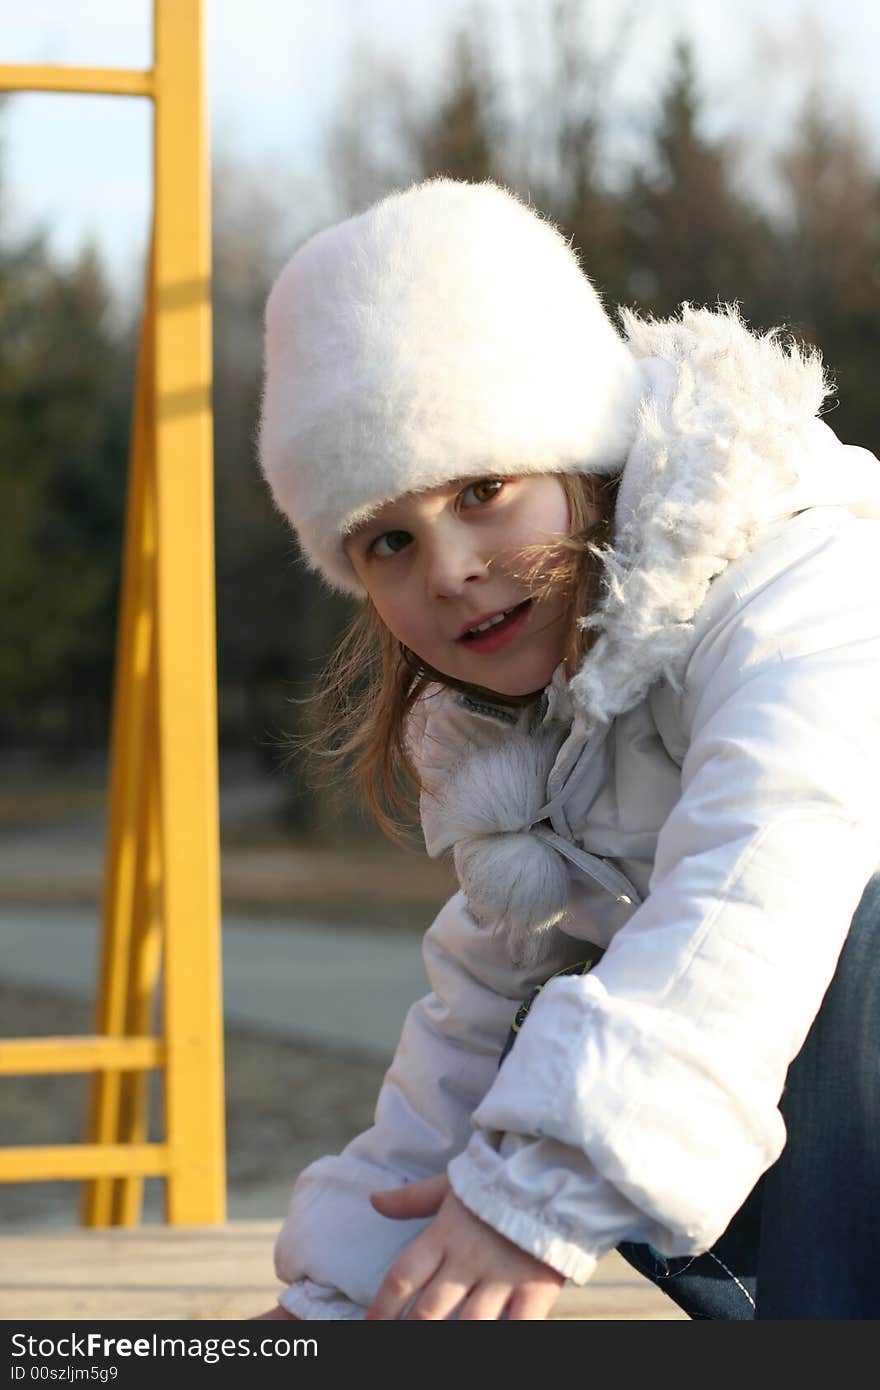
[284,471,621,845]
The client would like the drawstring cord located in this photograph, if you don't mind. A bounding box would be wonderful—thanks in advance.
[530,825,641,907]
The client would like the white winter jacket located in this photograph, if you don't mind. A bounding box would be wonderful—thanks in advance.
[274,306,880,1319]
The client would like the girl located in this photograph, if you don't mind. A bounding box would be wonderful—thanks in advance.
[254,177,880,1320]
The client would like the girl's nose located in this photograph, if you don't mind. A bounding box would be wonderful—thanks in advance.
[423,531,490,597]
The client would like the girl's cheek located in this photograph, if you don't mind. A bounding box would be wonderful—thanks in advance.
[379,602,413,645]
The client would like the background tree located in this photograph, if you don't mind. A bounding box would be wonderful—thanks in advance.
[618,38,779,317]
[506,0,635,303]
[210,155,358,829]
[0,193,132,751]
[773,92,880,449]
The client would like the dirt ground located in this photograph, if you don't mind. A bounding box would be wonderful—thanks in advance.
[0,980,388,1232]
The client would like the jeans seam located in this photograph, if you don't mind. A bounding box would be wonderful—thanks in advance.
[704,1251,756,1311]
[655,1256,697,1280]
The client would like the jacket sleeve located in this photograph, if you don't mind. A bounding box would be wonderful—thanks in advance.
[275,684,556,1317]
[447,515,880,1270]
[274,891,588,1317]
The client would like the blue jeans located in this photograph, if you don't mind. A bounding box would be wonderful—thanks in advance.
[503,870,880,1320]
[618,869,880,1319]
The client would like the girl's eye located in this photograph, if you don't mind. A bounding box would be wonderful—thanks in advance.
[461,479,504,507]
[369,529,411,559]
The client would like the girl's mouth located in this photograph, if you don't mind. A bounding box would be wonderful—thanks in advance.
[458,598,533,653]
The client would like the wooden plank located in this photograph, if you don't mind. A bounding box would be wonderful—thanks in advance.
[0,1223,686,1320]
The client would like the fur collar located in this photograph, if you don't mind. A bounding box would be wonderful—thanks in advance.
[568,302,831,731]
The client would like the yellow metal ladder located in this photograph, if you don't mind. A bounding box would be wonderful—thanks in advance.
[0,0,225,1226]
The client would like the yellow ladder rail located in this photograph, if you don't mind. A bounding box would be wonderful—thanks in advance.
[0,1,225,1228]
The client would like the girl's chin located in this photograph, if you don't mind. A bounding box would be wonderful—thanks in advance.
[480,682,548,700]
[458,664,557,700]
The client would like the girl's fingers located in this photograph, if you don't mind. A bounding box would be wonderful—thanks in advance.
[404,1268,471,1321]
[366,1242,445,1320]
[454,1282,512,1322]
[369,1174,451,1220]
[367,1183,564,1319]
[505,1281,562,1321]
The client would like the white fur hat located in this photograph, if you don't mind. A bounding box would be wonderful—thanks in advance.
[258,176,643,597]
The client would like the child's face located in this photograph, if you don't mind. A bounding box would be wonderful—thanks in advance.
[343,474,575,697]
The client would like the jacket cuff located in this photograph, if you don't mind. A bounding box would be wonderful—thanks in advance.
[448,1130,651,1285]
[277,1278,366,1320]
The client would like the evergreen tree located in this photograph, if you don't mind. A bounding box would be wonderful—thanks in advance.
[774,95,880,451]
[210,156,352,801]
[0,132,132,747]
[620,39,776,317]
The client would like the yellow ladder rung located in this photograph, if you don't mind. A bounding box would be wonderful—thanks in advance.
[0,1037,164,1077]
[0,1144,169,1183]
[0,64,154,97]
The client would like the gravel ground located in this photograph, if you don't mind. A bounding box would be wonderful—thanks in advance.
[0,981,388,1232]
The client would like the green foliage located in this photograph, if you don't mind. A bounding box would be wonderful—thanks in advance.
[0,216,133,744]
[209,157,354,792]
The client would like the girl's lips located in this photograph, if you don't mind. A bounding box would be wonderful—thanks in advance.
[458,599,532,654]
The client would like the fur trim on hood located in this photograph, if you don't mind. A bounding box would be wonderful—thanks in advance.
[571,301,832,728]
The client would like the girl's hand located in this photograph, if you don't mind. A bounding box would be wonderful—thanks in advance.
[250,1305,299,1319]
[366,1174,565,1320]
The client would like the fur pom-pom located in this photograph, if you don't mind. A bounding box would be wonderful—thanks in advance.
[417,715,571,963]
[420,719,565,854]
[453,831,570,966]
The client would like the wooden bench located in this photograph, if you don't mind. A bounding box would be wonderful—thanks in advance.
[0,1222,685,1320]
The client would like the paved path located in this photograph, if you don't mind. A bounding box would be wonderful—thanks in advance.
[0,905,427,1062]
